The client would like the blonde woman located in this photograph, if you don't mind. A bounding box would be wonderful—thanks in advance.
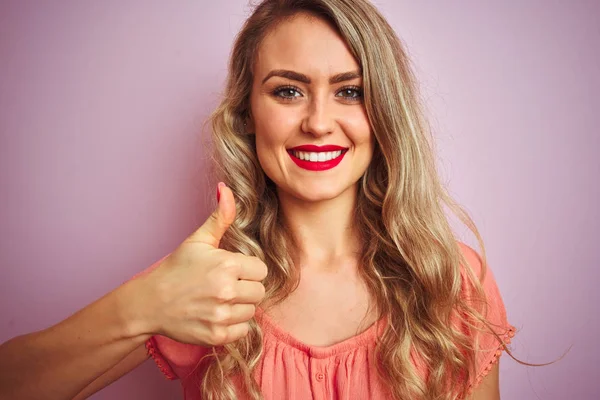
[0,0,518,399]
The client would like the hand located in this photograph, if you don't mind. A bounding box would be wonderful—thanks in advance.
[140,183,267,346]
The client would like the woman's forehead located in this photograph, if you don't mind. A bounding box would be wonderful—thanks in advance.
[254,14,360,83]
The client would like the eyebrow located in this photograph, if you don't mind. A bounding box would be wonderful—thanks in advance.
[261,69,362,85]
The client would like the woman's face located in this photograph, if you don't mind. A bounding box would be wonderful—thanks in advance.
[249,13,374,203]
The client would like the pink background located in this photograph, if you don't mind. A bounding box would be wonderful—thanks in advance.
[1,1,598,399]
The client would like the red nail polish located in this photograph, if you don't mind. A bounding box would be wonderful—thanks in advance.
[217,182,226,203]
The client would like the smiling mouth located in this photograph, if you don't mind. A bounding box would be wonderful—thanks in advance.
[286,148,349,172]
[287,149,348,162]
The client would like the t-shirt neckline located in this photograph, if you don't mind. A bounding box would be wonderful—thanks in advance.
[255,307,387,359]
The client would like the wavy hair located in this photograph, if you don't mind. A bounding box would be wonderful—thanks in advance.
[199,0,519,399]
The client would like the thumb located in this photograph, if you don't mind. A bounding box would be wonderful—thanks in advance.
[188,183,236,248]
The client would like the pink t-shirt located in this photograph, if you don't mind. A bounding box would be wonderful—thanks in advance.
[139,242,516,399]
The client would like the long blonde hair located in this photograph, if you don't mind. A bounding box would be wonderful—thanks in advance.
[199,0,516,398]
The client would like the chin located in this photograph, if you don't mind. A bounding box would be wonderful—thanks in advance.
[285,183,351,202]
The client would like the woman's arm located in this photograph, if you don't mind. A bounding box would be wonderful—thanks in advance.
[0,187,267,399]
[467,362,500,400]
[72,343,150,400]
[0,278,153,400]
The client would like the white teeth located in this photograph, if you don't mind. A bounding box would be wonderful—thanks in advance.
[292,150,343,162]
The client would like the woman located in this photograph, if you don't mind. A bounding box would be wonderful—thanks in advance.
[0,0,517,399]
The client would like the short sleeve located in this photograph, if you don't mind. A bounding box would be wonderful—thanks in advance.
[457,242,517,394]
[146,334,210,381]
[129,254,211,381]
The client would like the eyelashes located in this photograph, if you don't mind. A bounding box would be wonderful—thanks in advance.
[272,86,303,100]
[336,86,363,100]
[271,85,363,102]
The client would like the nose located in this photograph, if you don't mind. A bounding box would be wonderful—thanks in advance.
[301,94,335,137]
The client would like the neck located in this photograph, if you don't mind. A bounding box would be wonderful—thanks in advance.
[276,183,362,271]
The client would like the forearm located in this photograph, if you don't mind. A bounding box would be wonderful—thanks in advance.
[0,279,152,400]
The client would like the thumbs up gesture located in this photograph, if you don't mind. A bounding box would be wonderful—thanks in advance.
[140,183,268,346]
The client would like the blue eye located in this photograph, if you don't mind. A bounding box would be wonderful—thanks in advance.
[271,85,363,102]
[273,86,302,100]
[336,86,363,100]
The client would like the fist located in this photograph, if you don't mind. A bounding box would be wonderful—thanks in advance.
[141,183,267,346]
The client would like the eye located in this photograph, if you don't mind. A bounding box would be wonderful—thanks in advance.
[272,86,303,100]
[336,86,363,101]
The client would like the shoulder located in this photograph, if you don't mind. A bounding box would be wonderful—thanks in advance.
[456,241,504,312]
[455,240,513,332]
[457,241,485,279]
[455,241,516,395]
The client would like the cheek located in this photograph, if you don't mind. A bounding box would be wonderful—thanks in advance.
[343,109,373,147]
[254,117,288,162]
[253,118,292,177]
[252,91,296,136]
[258,106,299,138]
[253,104,300,164]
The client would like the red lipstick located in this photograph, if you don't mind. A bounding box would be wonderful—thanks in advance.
[286,145,349,171]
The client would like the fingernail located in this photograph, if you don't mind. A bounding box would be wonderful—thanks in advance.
[217,182,226,203]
